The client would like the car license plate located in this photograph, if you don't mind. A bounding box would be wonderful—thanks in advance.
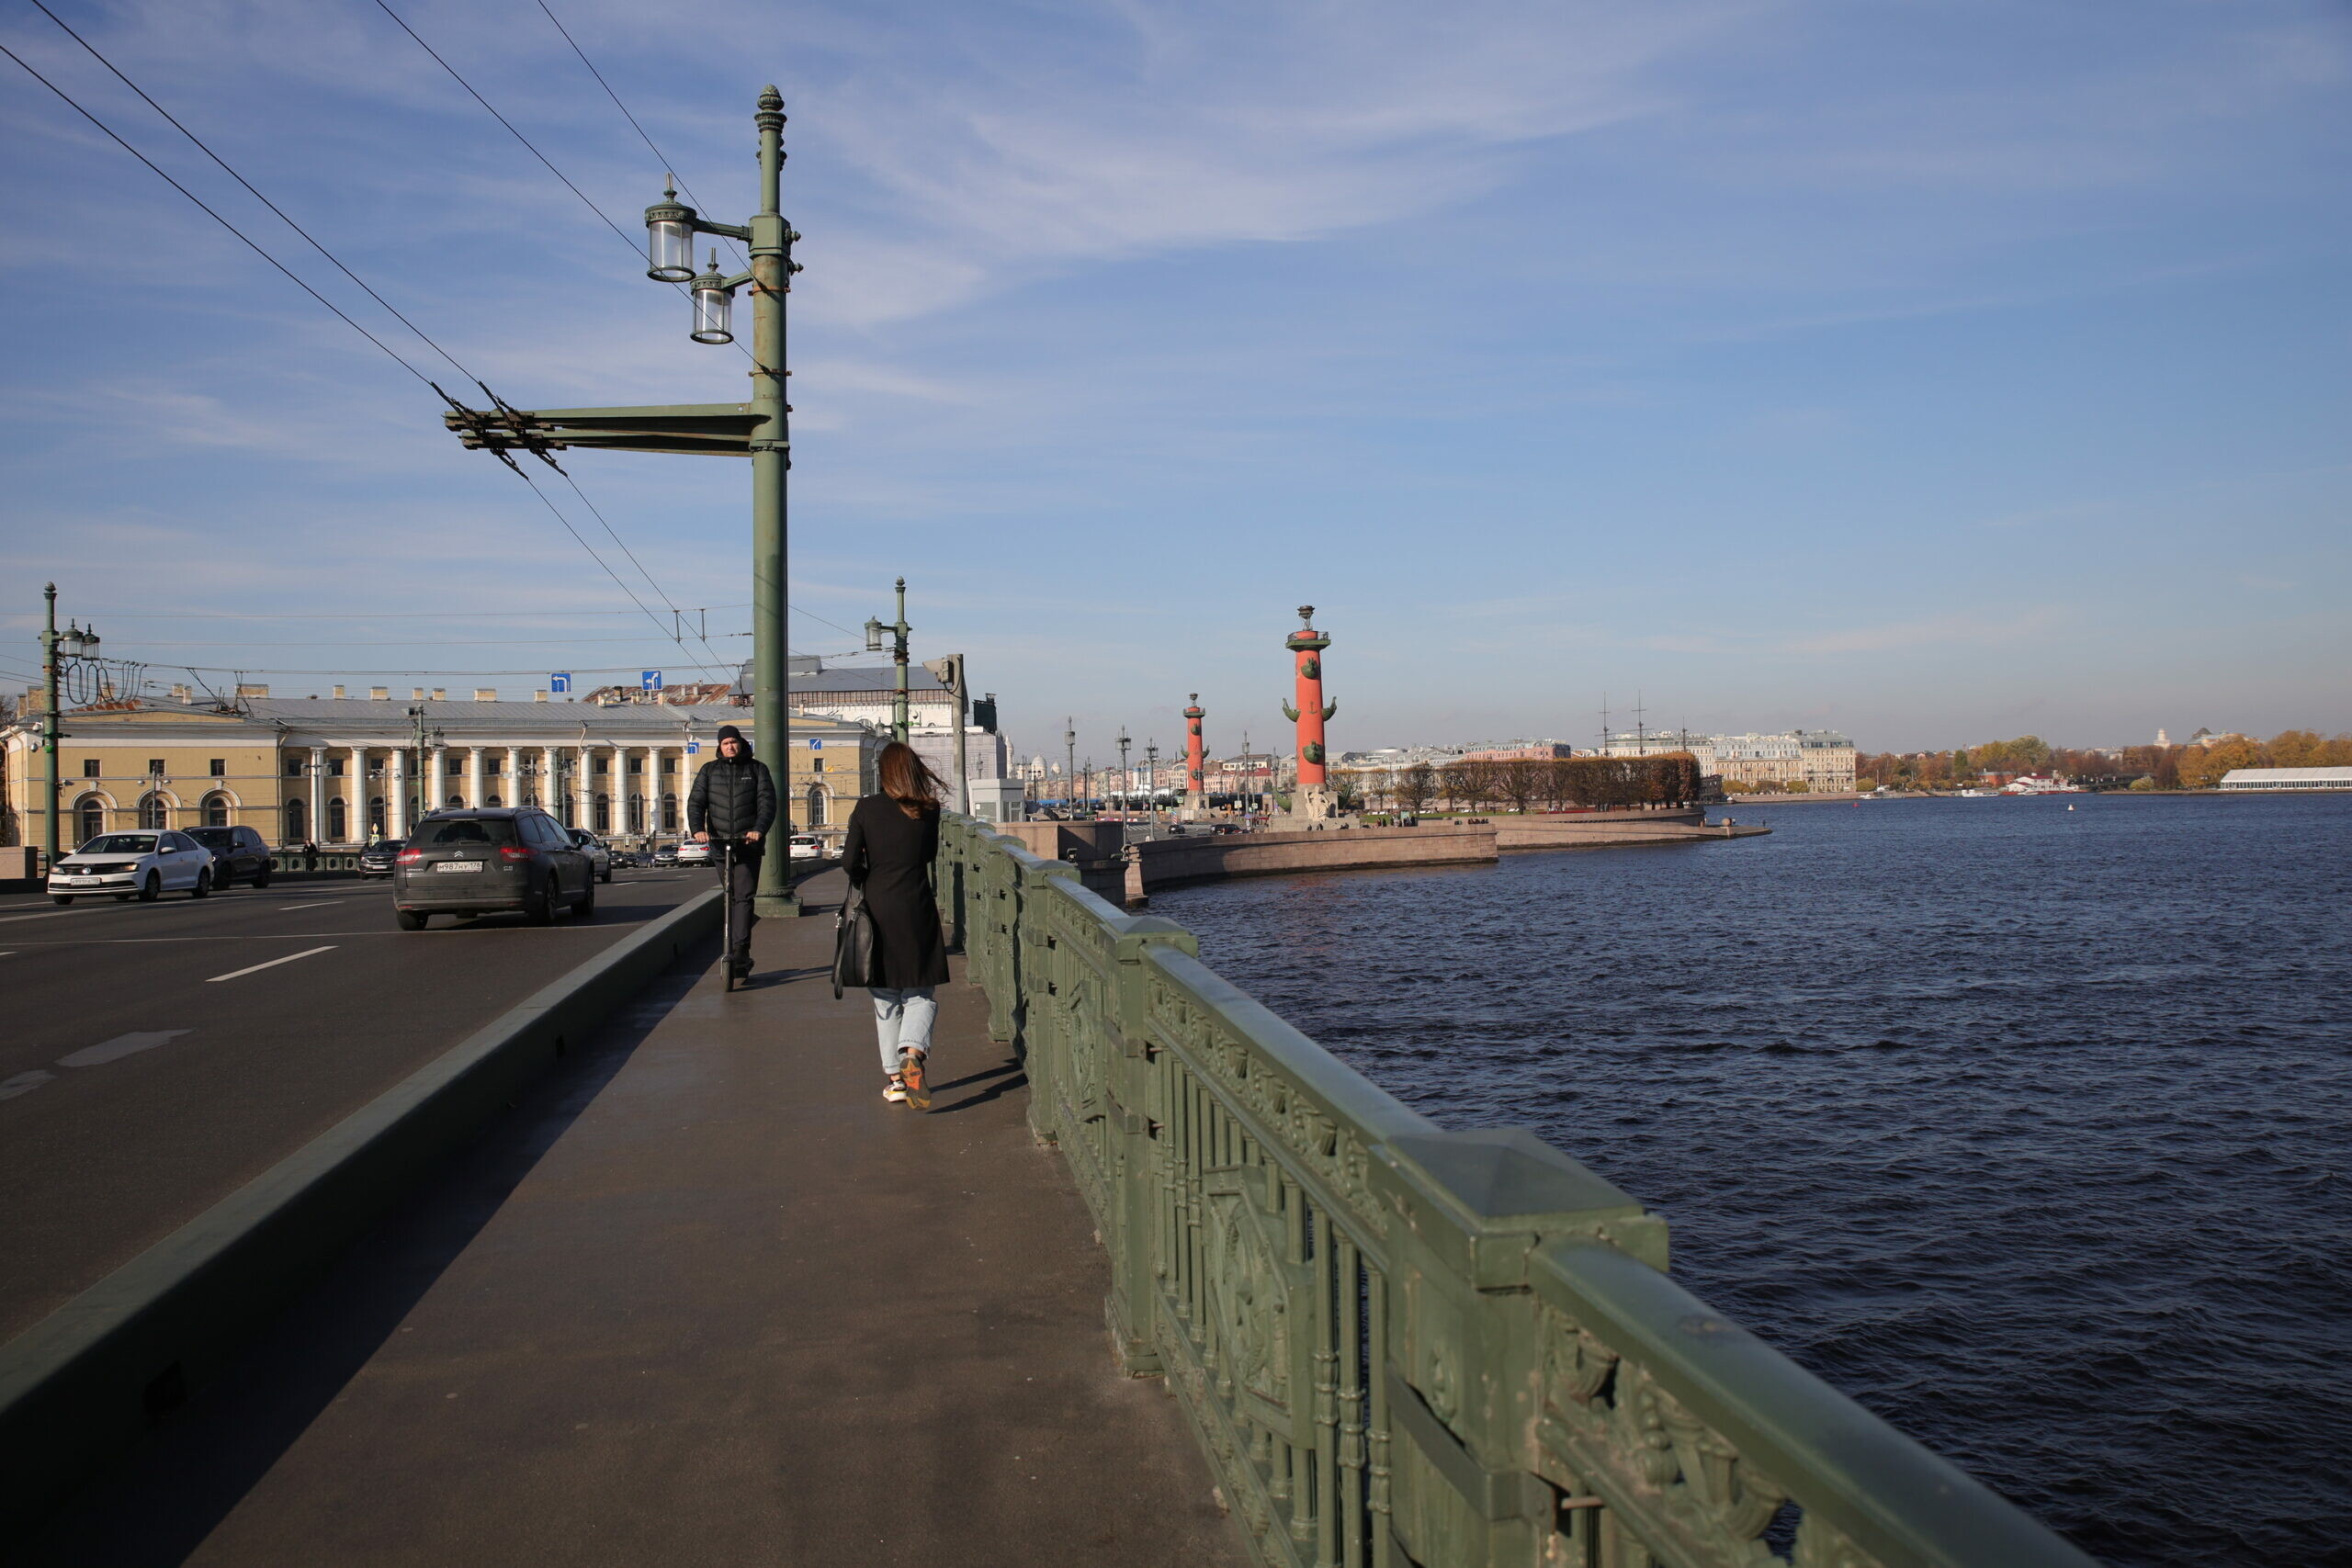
[436,861,483,874]
[71,875,102,885]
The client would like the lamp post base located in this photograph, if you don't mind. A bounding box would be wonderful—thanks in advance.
[754,890,804,919]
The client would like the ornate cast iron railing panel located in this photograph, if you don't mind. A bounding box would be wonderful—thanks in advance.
[931,816,2095,1568]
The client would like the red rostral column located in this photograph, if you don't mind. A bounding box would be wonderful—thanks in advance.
[1281,605,1336,800]
[1183,694,1207,812]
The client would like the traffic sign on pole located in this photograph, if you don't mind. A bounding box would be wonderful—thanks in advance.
[641,671,663,693]
[549,671,571,694]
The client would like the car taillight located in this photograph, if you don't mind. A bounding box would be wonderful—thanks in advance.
[499,846,532,863]
[396,849,424,863]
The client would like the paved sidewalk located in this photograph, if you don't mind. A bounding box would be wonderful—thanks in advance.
[26,871,1246,1566]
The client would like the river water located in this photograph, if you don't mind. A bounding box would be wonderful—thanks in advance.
[1149,795,2352,1566]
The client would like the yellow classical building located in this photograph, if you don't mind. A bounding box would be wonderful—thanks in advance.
[1,689,876,852]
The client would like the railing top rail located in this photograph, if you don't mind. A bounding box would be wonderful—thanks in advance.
[1534,1237,2099,1568]
[1144,944,1439,1153]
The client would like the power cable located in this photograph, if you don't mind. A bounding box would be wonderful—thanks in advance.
[0,39,435,385]
[7,605,752,622]
[531,0,745,271]
[27,0,478,384]
[11,10,735,686]
[368,0,646,260]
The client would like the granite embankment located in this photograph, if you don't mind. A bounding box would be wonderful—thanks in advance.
[984,810,1764,906]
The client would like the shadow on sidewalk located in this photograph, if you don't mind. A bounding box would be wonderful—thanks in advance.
[19,940,724,1567]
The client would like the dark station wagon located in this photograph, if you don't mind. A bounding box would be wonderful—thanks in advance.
[391,808,596,931]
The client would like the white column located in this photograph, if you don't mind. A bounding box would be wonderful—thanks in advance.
[466,746,484,808]
[430,743,447,813]
[390,750,408,837]
[576,745,594,831]
[307,745,325,845]
[348,744,368,842]
[503,745,520,807]
[541,746,559,818]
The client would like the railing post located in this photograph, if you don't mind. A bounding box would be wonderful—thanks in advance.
[1014,857,1080,1145]
[1103,916,1195,1376]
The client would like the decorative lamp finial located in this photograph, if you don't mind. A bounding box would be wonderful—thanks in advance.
[1298,604,1315,626]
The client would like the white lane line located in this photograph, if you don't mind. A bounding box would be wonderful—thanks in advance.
[206,945,337,983]
[279,900,345,910]
[0,1069,56,1100]
[58,1030,192,1067]
[0,910,81,924]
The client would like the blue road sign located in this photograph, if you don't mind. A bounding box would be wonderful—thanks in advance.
[549,671,571,694]
[641,670,663,692]
[686,741,700,756]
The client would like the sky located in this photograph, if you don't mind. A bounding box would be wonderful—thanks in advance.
[1,0,2346,761]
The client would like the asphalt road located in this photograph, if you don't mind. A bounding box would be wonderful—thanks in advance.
[0,866,718,1341]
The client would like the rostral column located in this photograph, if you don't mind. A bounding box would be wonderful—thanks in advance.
[1183,694,1207,816]
[1281,605,1338,819]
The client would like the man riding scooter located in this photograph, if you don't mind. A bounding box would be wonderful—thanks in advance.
[687,724,776,984]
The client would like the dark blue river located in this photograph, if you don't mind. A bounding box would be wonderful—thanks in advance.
[1151,795,2352,1566]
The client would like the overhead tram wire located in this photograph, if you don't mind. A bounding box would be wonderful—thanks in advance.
[28,0,479,386]
[531,0,746,272]
[370,0,760,370]
[9,13,730,686]
[0,40,435,387]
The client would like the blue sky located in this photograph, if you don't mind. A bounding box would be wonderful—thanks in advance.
[1,0,2345,761]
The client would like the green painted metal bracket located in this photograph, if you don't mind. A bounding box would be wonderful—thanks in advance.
[443,401,763,458]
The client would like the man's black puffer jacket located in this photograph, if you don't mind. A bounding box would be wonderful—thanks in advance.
[688,751,777,840]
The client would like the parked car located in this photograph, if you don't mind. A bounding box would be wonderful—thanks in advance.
[665,841,699,867]
[186,824,274,888]
[568,829,615,883]
[357,838,404,878]
[391,808,595,931]
[48,829,214,904]
[788,833,824,863]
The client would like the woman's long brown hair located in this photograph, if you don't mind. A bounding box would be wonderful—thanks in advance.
[876,740,944,818]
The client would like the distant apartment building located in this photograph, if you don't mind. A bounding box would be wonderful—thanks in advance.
[1603,728,1857,793]
[1458,741,1576,762]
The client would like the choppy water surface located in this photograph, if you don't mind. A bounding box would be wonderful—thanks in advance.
[1152,795,2352,1566]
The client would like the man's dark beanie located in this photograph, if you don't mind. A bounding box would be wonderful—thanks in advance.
[717,724,744,744]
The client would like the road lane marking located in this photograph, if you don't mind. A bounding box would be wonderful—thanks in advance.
[58,1030,192,1067]
[279,900,345,910]
[0,910,81,924]
[0,1069,55,1100]
[207,946,337,983]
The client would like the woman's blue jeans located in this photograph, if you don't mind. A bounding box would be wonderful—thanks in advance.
[872,987,937,1074]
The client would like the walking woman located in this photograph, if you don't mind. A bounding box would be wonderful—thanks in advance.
[842,741,951,1109]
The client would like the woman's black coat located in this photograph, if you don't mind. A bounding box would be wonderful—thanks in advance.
[841,795,949,988]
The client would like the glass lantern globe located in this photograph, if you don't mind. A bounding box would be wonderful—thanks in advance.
[644,181,697,283]
[690,255,734,344]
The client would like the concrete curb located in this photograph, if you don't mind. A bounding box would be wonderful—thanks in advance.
[0,886,724,1533]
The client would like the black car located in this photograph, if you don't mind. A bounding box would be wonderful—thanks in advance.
[391,808,595,931]
[358,839,404,877]
[185,824,273,889]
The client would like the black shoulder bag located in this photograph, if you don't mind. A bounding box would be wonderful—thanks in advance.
[832,881,881,998]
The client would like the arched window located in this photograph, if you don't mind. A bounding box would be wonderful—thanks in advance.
[628,795,646,833]
[445,793,465,809]
[284,798,308,844]
[368,796,387,837]
[327,797,348,842]
[806,784,826,827]
[138,792,169,829]
[75,795,107,847]
[662,793,679,832]
[484,793,503,808]
[202,793,232,828]
[594,794,611,832]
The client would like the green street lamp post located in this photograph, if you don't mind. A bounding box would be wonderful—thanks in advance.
[1115,727,1131,813]
[35,585,100,865]
[863,577,912,744]
[445,86,802,914]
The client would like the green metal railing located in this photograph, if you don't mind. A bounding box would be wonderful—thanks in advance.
[934,814,2096,1568]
